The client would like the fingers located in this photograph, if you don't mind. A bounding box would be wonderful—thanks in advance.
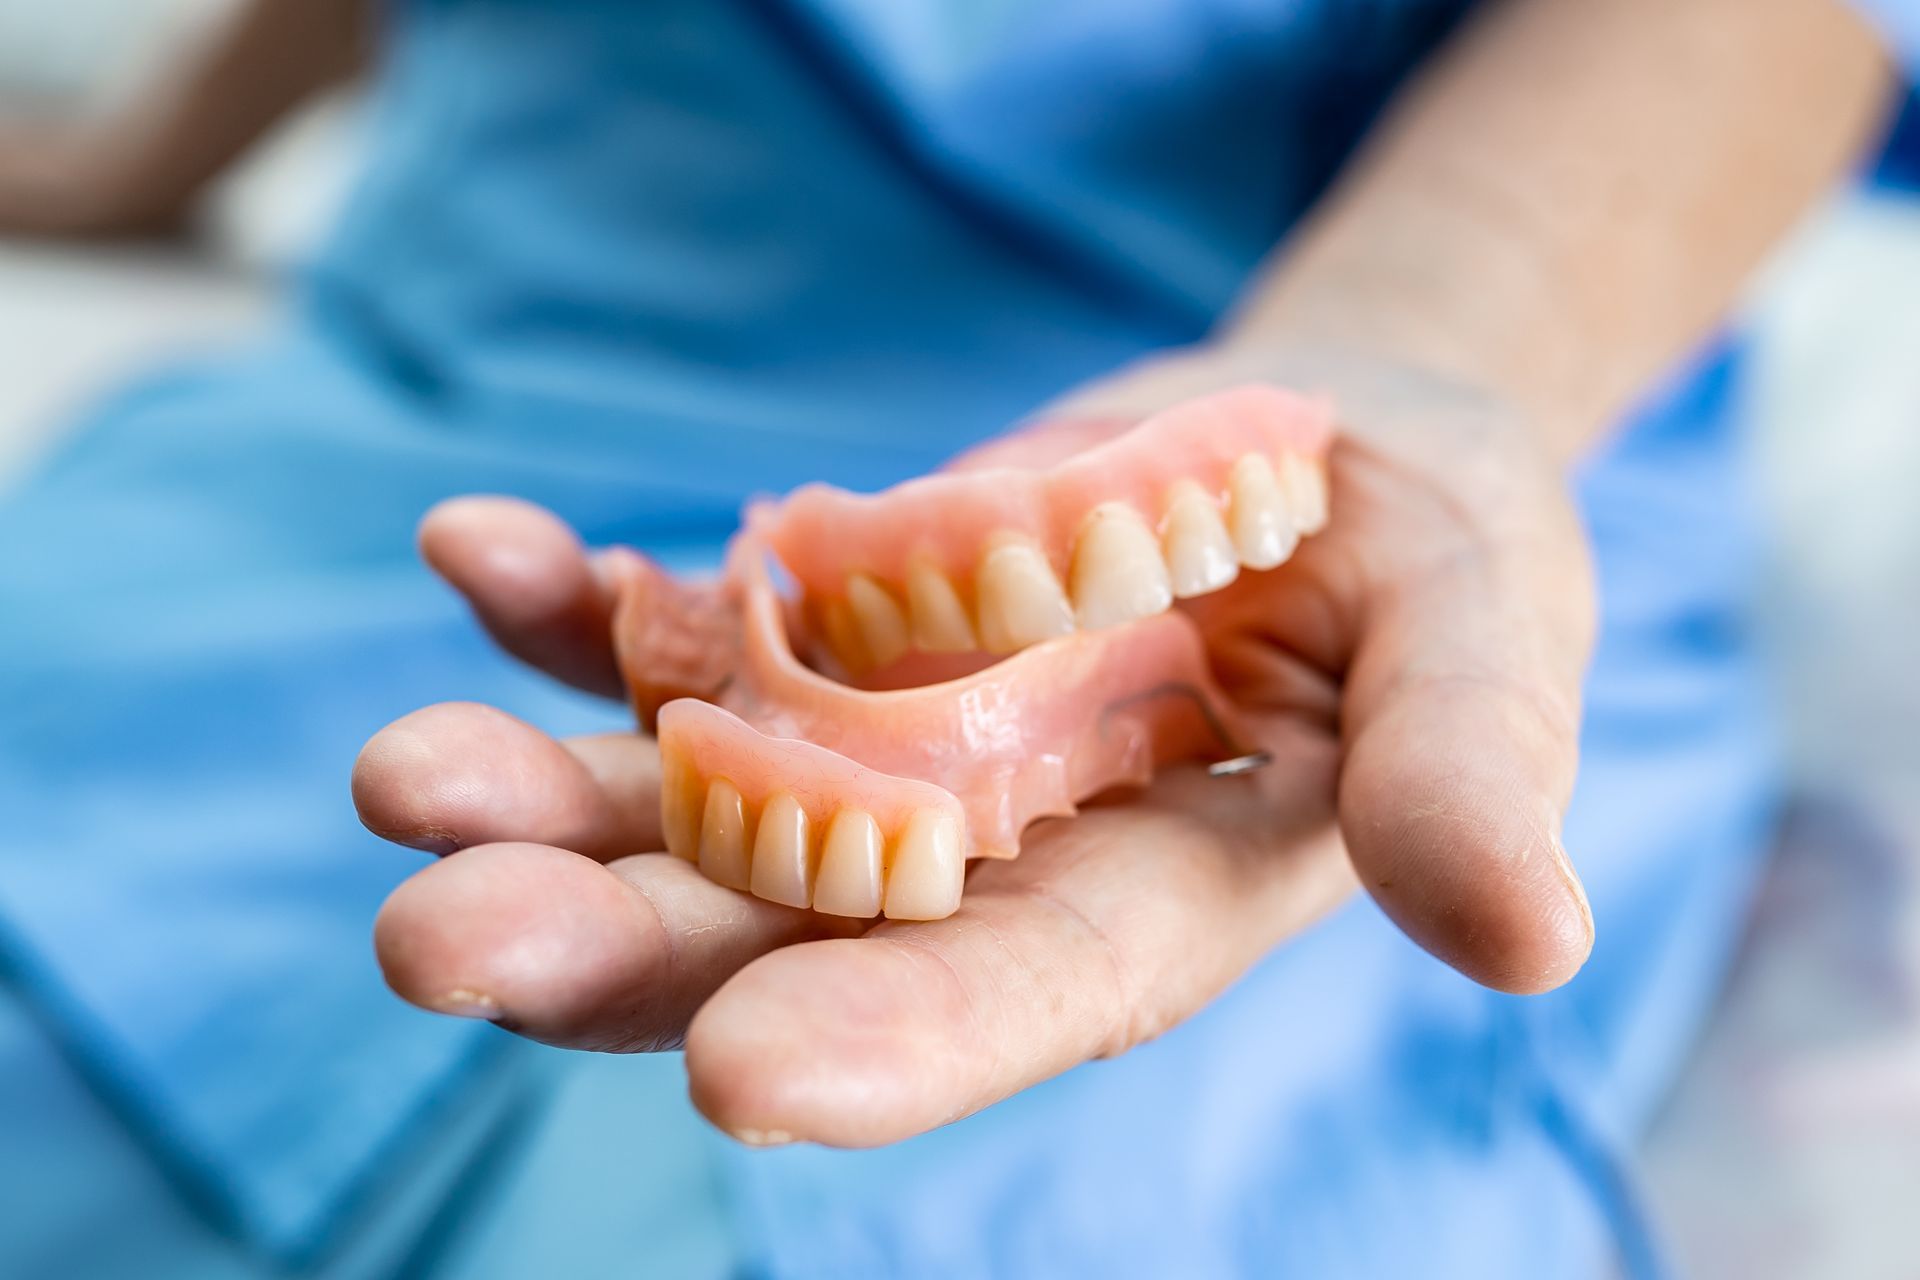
[360,705,854,1050]
[685,735,1356,1147]
[418,496,639,698]
[353,702,662,860]
[1337,475,1598,994]
[375,844,836,1052]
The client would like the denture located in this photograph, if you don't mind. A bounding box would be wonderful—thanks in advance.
[748,384,1332,672]
[614,386,1335,920]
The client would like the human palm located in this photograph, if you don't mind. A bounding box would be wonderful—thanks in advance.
[356,344,1594,1146]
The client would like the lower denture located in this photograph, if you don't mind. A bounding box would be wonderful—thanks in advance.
[655,699,968,920]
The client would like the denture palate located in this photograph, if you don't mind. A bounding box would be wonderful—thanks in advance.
[749,385,1334,671]
[618,533,1264,922]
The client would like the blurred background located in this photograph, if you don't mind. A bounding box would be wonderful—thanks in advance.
[2,4,1916,1276]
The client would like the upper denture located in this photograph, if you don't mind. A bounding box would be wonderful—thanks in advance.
[748,385,1333,666]
[607,556,742,728]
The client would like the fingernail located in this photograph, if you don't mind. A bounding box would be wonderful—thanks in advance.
[432,989,502,1020]
[731,1127,795,1148]
[1550,838,1594,942]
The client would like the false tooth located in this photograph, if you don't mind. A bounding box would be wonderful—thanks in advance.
[813,809,884,918]
[1159,480,1240,598]
[845,574,911,668]
[906,558,978,652]
[974,536,1075,654]
[817,598,869,673]
[1278,452,1329,534]
[1069,503,1174,630]
[1227,454,1298,570]
[882,809,965,921]
[660,749,703,861]
[698,778,753,892]
[749,792,814,908]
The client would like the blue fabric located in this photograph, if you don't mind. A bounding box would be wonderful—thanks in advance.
[1875,92,1920,191]
[0,341,638,1259]
[310,0,1471,444]
[0,339,1774,1280]
[0,0,1806,1273]
[1858,0,1920,190]
[0,971,736,1279]
[1853,0,1920,70]
[723,345,1777,1280]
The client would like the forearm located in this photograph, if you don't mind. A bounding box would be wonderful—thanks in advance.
[1227,0,1895,460]
[88,0,373,221]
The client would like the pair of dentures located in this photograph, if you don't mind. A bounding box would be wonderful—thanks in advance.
[613,386,1334,921]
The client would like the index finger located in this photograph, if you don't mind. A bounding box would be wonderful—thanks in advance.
[418,496,640,698]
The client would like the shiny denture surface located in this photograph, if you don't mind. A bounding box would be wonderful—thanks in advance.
[614,386,1334,920]
[625,537,1251,918]
[749,385,1332,672]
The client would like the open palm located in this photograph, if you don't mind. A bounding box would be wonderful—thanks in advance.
[356,346,1595,1146]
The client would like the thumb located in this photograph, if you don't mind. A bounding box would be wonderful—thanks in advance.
[1337,499,1597,994]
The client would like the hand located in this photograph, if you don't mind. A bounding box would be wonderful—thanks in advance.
[0,121,187,238]
[354,342,1596,1146]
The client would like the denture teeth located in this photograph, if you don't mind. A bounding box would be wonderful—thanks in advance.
[698,778,754,891]
[817,598,869,674]
[974,535,1075,654]
[845,574,911,669]
[1069,502,1174,631]
[1227,454,1299,570]
[1277,452,1329,534]
[661,749,702,861]
[813,808,885,918]
[748,791,814,909]
[1159,479,1240,598]
[882,808,965,921]
[906,558,978,653]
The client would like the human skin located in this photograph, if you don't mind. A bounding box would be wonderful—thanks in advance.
[354,0,1893,1146]
[0,0,369,237]
[625,388,1334,920]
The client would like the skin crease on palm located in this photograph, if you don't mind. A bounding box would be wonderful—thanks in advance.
[348,0,1893,1150]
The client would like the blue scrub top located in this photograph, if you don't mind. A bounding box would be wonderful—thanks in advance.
[310,0,1477,519]
[0,1,1913,1276]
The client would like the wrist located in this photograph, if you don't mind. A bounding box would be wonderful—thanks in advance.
[1033,339,1559,502]
[1219,243,1592,461]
